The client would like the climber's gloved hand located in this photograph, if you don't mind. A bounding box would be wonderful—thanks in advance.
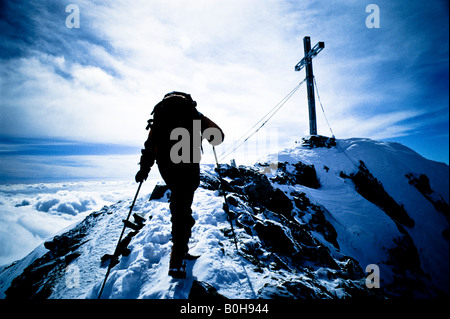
[135,168,150,183]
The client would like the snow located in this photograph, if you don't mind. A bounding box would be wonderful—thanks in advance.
[0,137,448,299]
[83,187,260,299]
[26,184,260,299]
[266,138,449,292]
[0,243,48,299]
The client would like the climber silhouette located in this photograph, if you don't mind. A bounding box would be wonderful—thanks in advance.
[136,91,224,278]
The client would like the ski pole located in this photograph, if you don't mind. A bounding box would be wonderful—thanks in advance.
[98,181,143,299]
[212,146,239,251]
[213,147,257,297]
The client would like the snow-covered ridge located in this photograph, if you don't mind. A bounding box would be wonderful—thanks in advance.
[1,137,448,299]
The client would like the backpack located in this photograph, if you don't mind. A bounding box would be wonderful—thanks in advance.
[146,92,202,163]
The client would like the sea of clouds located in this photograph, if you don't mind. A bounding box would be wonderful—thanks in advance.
[0,179,159,266]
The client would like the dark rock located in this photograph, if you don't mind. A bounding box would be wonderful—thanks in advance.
[301,135,337,149]
[257,282,296,298]
[406,173,449,218]
[406,173,433,195]
[5,210,101,299]
[189,280,228,299]
[199,170,220,190]
[292,162,320,189]
[240,171,273,204]
[254,220,296,255]
[149,184,170,200]
[65,252,81,264]
[268,161,320,189]
[265,188,293,218]
[291,191,339,249]
[384,231,430,297]
[349,161,415,228]
[339,257,365,278]
[283,279,330,298]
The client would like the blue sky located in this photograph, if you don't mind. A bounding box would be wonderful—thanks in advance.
[0,0,448,183]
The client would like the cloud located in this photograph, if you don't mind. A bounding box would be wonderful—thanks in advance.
[0,0,448,170]
[0,180,152,265]
[33,190,98,216]
[0,154,140,184]
[0,203,69,266]
[0,220,42,266]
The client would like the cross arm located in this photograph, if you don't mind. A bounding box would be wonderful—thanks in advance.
[295,41,325,71]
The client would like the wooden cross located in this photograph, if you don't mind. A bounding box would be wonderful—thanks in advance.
[295,36,324,136]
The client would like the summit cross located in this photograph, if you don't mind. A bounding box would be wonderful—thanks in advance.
[295,36,325,136]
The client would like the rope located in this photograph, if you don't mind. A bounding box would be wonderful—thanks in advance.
[219,78,307,162]
[313,76,335,139]
[313,75,360,170]
[313,76,431,235]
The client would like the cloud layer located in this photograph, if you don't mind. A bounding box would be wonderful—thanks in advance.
[0,179,157,265]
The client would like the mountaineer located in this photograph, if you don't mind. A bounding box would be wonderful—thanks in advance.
[135,91,224,278]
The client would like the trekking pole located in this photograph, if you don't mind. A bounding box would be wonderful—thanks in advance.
[98,181,143,299]
[212,146,239,251]
[213,147,257,297]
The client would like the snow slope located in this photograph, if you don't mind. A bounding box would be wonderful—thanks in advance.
[269,137,449,294]
[1,137,448,299]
